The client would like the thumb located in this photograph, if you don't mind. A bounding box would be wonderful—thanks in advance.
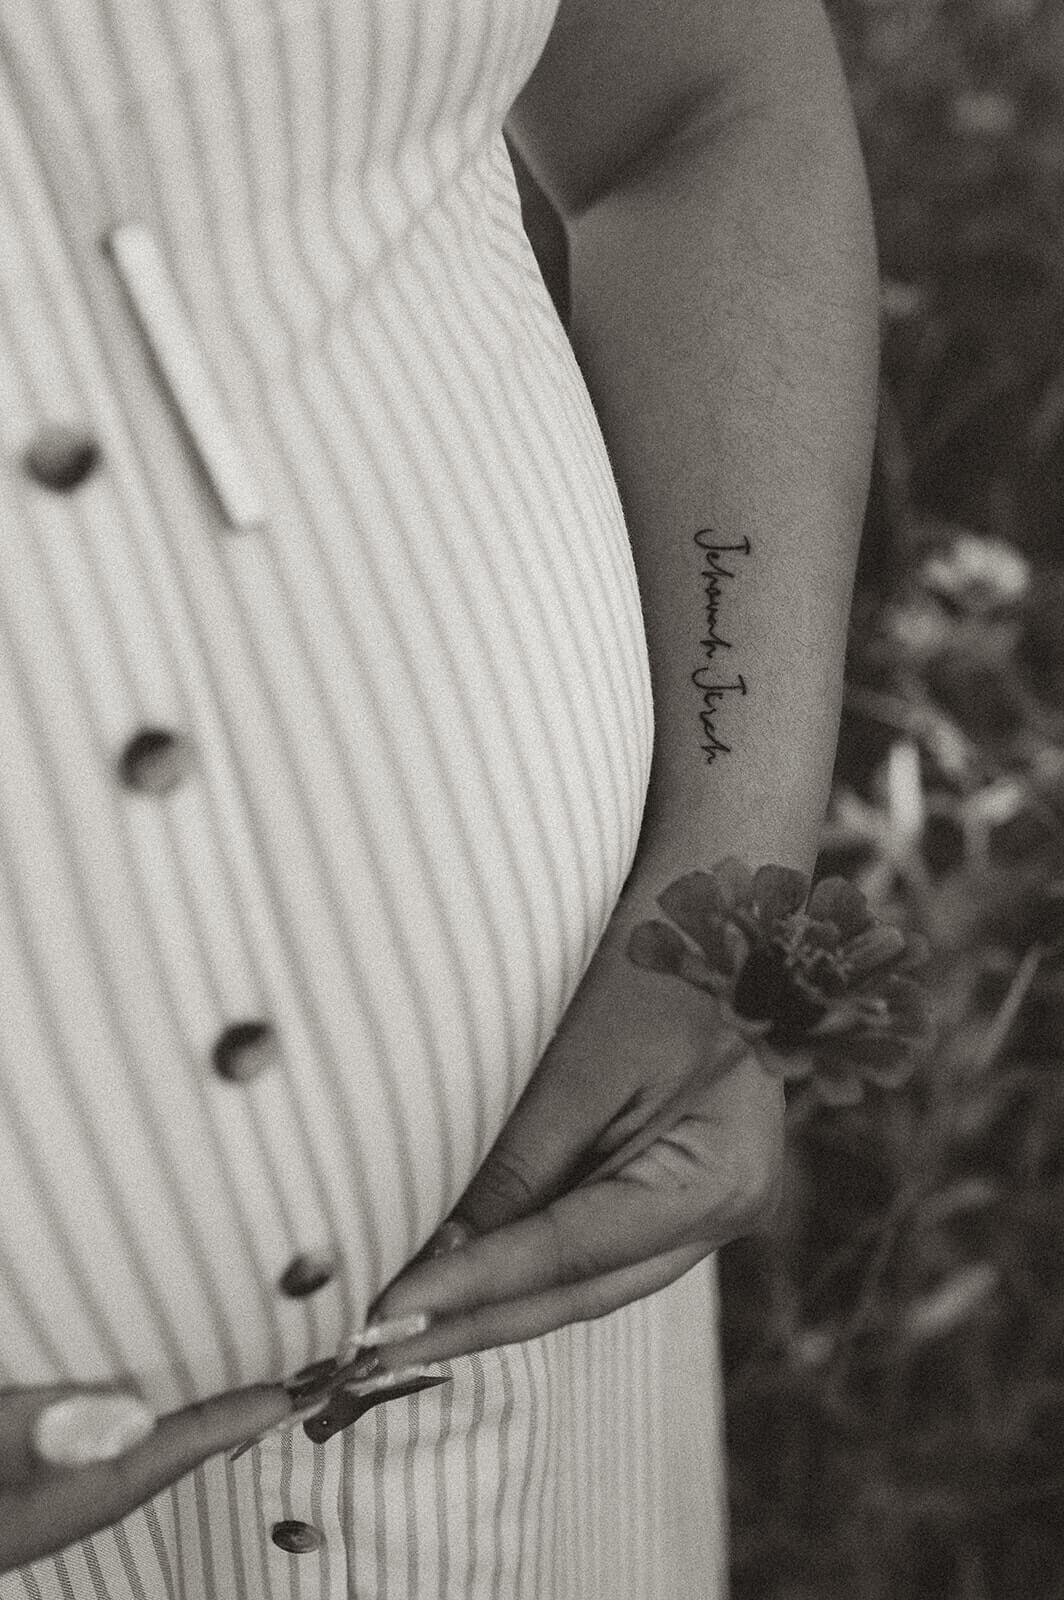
[0,1384,158,1487]
[448,1000,713,1241]
[124,1384,292,1493]
[0,1383,291,1574]
[5,1380,291,1486]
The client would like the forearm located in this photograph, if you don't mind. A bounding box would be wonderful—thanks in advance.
[558,17,879,881]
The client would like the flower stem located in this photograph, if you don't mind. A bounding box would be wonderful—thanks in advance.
[973,943,1043,1075]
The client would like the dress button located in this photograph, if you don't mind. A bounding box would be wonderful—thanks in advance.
[23,424,101,492]
[117,728,196,795]
[279,1252,336,1299]
[270,1520,324,1555]
[212,1020,281,1084]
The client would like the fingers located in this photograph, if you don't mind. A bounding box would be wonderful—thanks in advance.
[454,941,710,1238]
[0,1385,154,1487]
[370,1060,783,1367]
[450,1180,695,1314]
[0,1383,290,1576]
[373,1186,720,1369]
[368,1244,708,1364]
[115,1385,291,1500]
[453,1018,746,1241]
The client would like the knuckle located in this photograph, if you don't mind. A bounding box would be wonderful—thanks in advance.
[543,1203,602,1287]
[467,1146,541,1228]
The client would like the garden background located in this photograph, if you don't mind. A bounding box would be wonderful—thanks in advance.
[511,2,1064,1595]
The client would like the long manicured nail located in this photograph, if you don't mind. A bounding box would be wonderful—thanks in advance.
[34,1393,156,1467]
[339,1363,442,1398]
[358,1311,432,1347]
[229,1368,446,1462]
[337,1311,432,1364]
[228,1396,328,1463]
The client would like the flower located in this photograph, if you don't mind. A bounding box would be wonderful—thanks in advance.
[626,857,931,1107]
[919,530,1030,615]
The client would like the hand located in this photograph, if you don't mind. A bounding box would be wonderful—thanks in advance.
[366,873,784,1366]
[0,1381,291,1574]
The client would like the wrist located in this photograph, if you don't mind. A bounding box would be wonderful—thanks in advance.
[623,805,823,908]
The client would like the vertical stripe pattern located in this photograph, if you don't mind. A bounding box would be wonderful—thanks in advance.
[0,1,725,1594]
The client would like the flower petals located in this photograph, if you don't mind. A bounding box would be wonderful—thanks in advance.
[844,923,909,977]
[807,877,874,939]
[657,869,723,932]
[712,856,756,911]
[718,1000,775,1043]
[802,919,845,954]
[626,920,689,975]
[630,856,931,1109]
[752,864,809,926]
[656,872,746,975]
[687,916,748,979]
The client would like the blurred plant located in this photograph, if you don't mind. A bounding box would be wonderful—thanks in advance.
[1016,568,1064,708]
[919,528,1030,613]
[723,6,1064,1598]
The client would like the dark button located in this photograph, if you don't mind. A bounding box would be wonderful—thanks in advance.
[24,425,102,492]
[212,1020,281,1084]
[279,1252,336,1299]
[270,1520,324,1556]
[117,728,196,795]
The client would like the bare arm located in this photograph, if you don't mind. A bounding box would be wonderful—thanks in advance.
[506,0,880,880]
[367,0,884,1365]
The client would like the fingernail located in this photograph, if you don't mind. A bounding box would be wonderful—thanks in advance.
[339,1364,446,1397]
[333,1349,382,1386]
[228,1396,329,1463]
[426,1220,474,1259]
[34,1393,156,1467]
[346,1310,432,1355]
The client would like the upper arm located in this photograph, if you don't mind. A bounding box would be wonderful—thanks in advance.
[505,0,846,220]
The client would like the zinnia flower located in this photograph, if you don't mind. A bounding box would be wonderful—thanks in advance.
[627,857,931,1107]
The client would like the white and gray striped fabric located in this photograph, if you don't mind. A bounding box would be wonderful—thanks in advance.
[0,1,727,1593]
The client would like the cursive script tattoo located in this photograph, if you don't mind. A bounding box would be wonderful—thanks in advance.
[691,529,750,762]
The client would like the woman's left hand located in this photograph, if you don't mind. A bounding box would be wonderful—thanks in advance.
[365,871,784,1367]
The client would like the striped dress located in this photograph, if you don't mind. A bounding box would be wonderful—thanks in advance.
[0,1,727,1594]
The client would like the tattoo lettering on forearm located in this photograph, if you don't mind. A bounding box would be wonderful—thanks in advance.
[691,529,749,762]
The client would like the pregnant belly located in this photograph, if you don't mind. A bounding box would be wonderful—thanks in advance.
[0,252,653,1415]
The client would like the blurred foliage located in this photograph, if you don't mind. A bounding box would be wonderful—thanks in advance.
[719,3,1064,1597]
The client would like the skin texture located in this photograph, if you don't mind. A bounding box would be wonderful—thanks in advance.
[370,0,879,1362]
[0,1385,290,1575]
[368,881,785,1368]
[1,0,878,1567]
